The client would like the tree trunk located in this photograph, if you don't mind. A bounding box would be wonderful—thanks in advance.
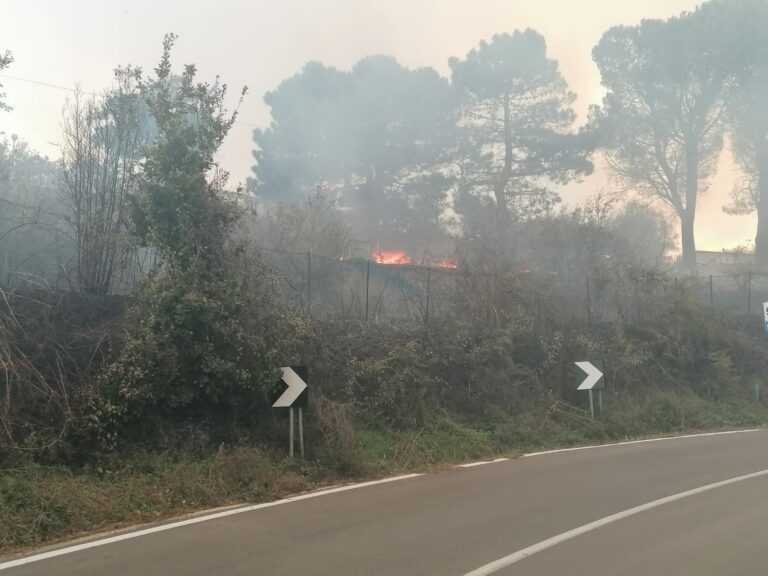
[680,210,697,271]
[493,95,512,216]
[754,152,768,268]
[680,140,699,272]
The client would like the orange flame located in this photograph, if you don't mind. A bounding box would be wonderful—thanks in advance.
[372,249,412,265]
[435,260,458,269]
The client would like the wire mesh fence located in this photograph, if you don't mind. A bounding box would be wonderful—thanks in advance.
[259,247,768,329]
[692,271,768,318]
[5,231,768,329]
[260,248,451,323]
[257,248,628,326]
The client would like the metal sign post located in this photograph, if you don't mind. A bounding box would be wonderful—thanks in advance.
[574,360,605,420]
[763,301,768,333]
[761,302,768,403]
[289,407,295,458]
[271,366,309,458]
[298,406,304,458]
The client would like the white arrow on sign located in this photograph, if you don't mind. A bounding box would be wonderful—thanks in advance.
[273,367,308,408]
[575,361,604,390]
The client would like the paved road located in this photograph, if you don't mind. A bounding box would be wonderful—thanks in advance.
[3,430,768,576]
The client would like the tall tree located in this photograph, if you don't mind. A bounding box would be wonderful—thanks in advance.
[449,30,593,219]
[721,0,768,266]
[250,56,456,257]
[60,71,149,295]
[593,8,730,270]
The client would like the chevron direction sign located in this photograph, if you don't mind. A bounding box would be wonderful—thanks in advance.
[575,361,604,391]
[272,366,309,408]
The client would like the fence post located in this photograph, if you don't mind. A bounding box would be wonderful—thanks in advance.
[709,274,714,309]
[339,260,344,317]
[307,249,312,318]
[365,259,370,322]
[537,296,542,331]
[748,269,752,315]
[425,267,431,323]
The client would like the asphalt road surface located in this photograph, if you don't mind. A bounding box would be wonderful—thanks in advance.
[3,429,768,576]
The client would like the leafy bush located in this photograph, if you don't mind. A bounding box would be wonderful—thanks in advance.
[87,39,290,449]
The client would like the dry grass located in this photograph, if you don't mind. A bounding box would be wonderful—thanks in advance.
[313,395,364,472]
[0,447,313,553]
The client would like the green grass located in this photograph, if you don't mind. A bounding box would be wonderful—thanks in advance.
[413,415,491,463]
[359,428,396,463]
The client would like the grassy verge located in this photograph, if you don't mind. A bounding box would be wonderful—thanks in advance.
[0,447,327,553]
[3,390,768,555]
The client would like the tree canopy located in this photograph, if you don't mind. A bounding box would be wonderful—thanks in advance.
[450,30,593,219]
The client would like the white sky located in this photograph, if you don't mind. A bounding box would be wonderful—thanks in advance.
[0,0,755,250]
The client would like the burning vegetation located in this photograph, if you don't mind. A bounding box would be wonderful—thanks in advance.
[371,248,457,269]
[372,249,412,265]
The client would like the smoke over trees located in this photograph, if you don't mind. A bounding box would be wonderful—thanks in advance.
[249,56,456,257]
[251,32,596,261]
[5,1,768,291]
[246,2,768,274]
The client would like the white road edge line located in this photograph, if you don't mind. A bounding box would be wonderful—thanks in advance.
[522,428,763,458]
[462,467,768,576]
[457,458,510,468]
[0,473,424,571]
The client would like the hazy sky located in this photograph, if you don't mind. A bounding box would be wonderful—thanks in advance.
[0,0,755,250]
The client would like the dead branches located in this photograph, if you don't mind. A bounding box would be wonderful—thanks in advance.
[0,285,125,452]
